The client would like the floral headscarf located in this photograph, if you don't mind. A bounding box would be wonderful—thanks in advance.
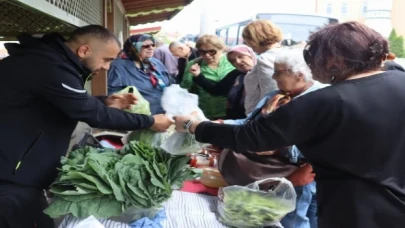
[226,44,257,67]
[122,34,167,89]
[123,34,155,62]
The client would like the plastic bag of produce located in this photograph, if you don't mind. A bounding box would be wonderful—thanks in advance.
[217,177,296,228]
[115,86,151,115]
[122,125,176,147]
[123,129,164,147]
[160,85,208,155]
[160,133,204,155]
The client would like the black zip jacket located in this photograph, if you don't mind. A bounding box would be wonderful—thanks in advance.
[195,71,405,228]
[176,47,200,84]
[193,69,246,120]
[0,33,154,189]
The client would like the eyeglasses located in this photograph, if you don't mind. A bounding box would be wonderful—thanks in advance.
[142,44,155,49]
[273,69,291,77]
[198,49,217,56]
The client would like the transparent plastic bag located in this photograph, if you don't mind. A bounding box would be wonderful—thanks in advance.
[160,85,208,155]
[109,206,163,223]
[160,85,203,119]
[217,177,296,228]
[122,125,176,148]
[115,86,151,115]
[123,129,165,147]
[160,133,204,155]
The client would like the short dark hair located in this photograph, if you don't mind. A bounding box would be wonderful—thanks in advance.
[68,25,121,47]
[304,21,389,83]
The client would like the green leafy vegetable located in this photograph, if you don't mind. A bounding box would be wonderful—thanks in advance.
[45,141,198,219]
[44,195,122,219]
[126,125,206,156]
[217,185,296,227]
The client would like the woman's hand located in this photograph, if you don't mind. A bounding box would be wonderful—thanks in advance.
[174,112,201,133]
[150,114,174,132]
[105,93,137,110]
[286,163,315,187]
[189,63,201,77]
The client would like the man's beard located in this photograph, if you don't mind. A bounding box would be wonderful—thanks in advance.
[80,58,97,77]
[82,58,99,72]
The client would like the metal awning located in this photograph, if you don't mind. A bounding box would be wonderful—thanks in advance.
[122,0,193,26]
[0,0,194,39]
[0,0,103,40]
[130,26,162,35]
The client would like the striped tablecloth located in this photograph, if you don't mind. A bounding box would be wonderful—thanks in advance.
[59,191,229,228]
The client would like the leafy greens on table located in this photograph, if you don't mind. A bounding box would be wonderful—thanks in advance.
[44,141,197,219]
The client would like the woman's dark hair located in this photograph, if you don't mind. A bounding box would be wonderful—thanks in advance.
[303,21,390,83]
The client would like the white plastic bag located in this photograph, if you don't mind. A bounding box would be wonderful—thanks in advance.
[160,85,208,155]
[217,177,296,228]
[73,216,105,228]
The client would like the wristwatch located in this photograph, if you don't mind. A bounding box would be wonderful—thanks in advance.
[183,120,195,134]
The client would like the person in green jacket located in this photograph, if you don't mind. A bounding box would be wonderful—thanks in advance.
[180,34,235,119]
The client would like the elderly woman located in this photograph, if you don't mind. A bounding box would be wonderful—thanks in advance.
[180,34,235,119]
[175,22,405,228]
[242,20,283,114]
[108,34,171,115]
[191,45,257,119]
[222,48,328,228]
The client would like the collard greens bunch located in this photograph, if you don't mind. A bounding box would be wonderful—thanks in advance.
[44,141,197,219]
[127,125,206,155]
[217,184,296,228]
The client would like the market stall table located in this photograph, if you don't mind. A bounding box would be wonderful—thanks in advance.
[58,190,228,228]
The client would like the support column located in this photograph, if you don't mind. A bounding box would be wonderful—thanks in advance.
[124,18,130,41]
[91,0,114,96]
[199,0,217,35]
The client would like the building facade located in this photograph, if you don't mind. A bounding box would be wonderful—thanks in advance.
[315,0,405,38]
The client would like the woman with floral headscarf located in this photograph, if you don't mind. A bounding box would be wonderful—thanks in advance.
[191,44,257,119]
[108,34,172,115]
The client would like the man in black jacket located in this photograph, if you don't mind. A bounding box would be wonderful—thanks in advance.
[0,25,173,228]
[169,41,200,83]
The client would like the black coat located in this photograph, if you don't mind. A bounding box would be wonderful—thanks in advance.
[0,33,154,189]
[195,71,405,228]
[176,47,200,84]
[193,69,246,119]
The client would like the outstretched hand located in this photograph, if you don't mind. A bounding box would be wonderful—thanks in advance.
[173,111,200,133]
[105,93,137,110]
[150,114,174,132]
[286,163,315,187]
